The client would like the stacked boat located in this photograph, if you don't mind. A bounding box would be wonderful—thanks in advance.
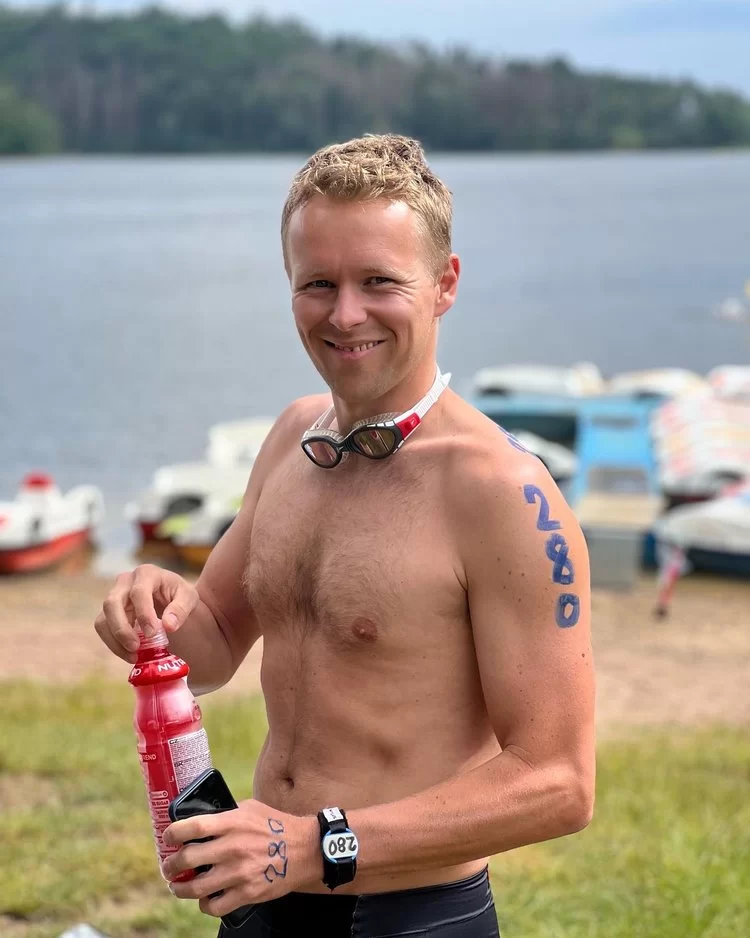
[470,361,750,590]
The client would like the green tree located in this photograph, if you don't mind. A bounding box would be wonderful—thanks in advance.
[0,4,749,153]
[0,82,59,153]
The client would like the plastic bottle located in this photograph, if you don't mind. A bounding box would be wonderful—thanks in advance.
[129,624,213,880]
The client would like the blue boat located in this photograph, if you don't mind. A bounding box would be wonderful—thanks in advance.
[472,391,579,448]
[471,388,666,589]
[569,396,662,505]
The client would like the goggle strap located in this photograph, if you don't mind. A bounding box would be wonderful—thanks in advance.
[396,369,452,427]
[303,367,450,447]
[309,406,336,432]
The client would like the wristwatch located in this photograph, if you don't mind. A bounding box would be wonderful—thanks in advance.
[317,807,359,890]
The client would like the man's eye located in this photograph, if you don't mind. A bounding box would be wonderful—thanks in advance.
[367,276,392,285]
[308,280,333,289]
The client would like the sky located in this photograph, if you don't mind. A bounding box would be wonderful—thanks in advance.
[12,0,750,95]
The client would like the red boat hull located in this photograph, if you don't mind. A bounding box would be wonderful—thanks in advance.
[0,529,91,574]
[139,520,161,542]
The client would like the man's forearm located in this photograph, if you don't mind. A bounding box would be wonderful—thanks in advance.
[347,748,593,877]
[165,599,235,696]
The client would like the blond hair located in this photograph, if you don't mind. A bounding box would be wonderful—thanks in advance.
[281,134,453,278]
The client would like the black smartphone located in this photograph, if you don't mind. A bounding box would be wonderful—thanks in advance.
[169,767,258,930]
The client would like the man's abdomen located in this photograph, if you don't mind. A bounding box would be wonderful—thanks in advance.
[253,632,500,815]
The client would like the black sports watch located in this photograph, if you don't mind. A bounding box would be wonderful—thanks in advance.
[317,807,359,890]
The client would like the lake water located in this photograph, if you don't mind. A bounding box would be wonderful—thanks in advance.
[1,151,749,554]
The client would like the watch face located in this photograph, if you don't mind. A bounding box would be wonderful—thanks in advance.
[322,829,359,863]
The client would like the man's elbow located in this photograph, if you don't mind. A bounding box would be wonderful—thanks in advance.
[558,765,595,835]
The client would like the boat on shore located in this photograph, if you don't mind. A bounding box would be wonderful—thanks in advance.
[0,473,104,574]
[654,483,750,578]
[126,417,274,543]
[157,493,240,571]
[651,395,750,506]
[472,361,604,398]
[470,359,750,587]
[571,397,665,588]
[470,363,672,589]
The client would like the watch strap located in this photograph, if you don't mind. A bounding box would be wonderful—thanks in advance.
[317,807,357,891]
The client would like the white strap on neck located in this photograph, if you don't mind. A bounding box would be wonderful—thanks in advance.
[409,368,451,420]
[309,367,451,433]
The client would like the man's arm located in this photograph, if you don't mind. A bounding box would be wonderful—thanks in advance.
[340,452,595,876]
[158,395,328,695]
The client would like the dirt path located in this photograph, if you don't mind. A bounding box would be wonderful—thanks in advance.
[1,567,748,734]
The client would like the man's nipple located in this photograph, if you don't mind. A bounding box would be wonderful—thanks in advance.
[350,617,379,643]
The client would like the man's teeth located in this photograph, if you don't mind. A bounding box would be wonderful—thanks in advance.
[333,341,380,352]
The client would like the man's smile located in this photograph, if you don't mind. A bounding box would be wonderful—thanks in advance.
[322,339,386,359]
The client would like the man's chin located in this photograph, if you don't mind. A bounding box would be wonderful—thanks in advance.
[326,372,389,407]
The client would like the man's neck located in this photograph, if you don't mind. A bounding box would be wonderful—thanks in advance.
[331,360,440,435]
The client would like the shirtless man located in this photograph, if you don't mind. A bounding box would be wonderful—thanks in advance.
[95,135,595,937]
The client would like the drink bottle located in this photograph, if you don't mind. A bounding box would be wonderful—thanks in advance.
[129,624,212,879]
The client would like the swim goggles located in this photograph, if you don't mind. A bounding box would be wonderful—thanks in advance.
[301,368,451,468]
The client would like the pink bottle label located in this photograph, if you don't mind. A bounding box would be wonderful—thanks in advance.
[139,727,212,879]
[139,740,181,870]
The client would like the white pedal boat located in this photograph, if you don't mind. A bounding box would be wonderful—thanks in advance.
[126,417,274,542]
[0,473,104,574]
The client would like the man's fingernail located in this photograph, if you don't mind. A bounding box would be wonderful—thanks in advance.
[163,613,178,629]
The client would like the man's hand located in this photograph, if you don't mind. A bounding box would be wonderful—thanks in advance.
[94,564,200,663]
[161,801,319,917]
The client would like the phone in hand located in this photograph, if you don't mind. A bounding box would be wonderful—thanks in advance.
[169,767,258,930]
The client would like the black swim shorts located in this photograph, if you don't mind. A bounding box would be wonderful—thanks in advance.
[217,867,500,937]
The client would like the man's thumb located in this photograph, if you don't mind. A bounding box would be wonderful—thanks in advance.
[161,603,187,632]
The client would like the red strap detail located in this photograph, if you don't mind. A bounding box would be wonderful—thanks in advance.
[396,413,421,437]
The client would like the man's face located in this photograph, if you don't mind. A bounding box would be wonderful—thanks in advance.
[286,195,458,406]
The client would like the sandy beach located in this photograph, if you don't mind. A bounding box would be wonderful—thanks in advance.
[1,562,748,736]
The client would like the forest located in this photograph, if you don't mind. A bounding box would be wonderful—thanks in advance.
[2,4,750,155]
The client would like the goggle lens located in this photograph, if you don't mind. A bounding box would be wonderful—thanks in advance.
[302,439,340,468]
[350,426,398,458]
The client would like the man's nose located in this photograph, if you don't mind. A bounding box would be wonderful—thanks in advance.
[328,286,368,332]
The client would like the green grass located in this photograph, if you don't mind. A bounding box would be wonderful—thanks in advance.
[1,680,748,937]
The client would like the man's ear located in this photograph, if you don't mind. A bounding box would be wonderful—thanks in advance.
[435,255,460,320]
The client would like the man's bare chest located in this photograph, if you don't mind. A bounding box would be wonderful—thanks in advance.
[244,457,466,650]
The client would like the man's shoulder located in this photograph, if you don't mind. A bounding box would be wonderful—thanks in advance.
[443,403,573,528]
[445,402,549,492]
[444,405,585,579]
[274,393,332,437]
[245,393,331,485]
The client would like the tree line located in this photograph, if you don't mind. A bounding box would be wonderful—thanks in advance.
[2,4,750,155]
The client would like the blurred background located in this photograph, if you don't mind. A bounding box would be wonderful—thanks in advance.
[1,3,749,937]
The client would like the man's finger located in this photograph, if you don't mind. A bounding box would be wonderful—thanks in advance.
[130,565,162,636]
[101,576,139,655]
[199,885,249,919]
[161,581,199,632]
[163,813,218,848]
[94,610,137,663]
[163,842,215,882]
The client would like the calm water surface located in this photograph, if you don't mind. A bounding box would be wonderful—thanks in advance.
[1,151,749,554]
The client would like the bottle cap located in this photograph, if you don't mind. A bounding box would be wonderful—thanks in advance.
[136,623,170,651]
